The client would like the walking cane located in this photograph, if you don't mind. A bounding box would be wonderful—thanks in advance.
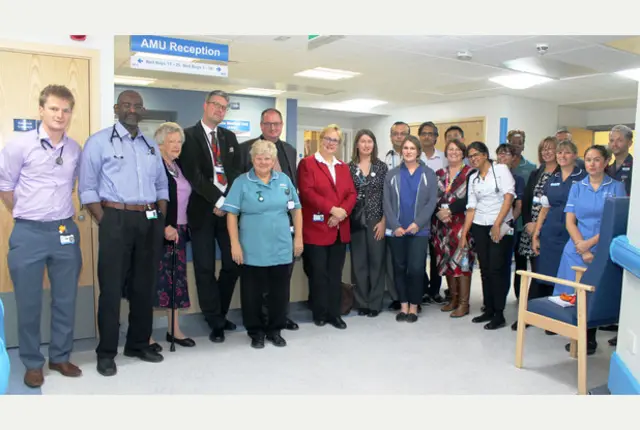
[170,240,177,352]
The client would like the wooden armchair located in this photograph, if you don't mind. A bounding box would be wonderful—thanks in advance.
[514,197,630,395]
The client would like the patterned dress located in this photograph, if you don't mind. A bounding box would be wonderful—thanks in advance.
[154,164,191,309]
[431,165,475,277]
[518,171,553,258]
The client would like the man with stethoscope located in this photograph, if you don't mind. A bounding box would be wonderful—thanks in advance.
[0,85,83,388]
[79,90,168,377]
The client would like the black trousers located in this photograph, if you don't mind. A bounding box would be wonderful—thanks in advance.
[471,224,514,313]
[512,231,529,299]
[241,264,291,336]
[424,241,442,297]
[190,213,239,330]
[389,235,429,305]
[304,239,347,321]
[96,207,163,359]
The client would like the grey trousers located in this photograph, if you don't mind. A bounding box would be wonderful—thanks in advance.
[350,221,386,311]
[7,218,82,370]
[385,238,399,301]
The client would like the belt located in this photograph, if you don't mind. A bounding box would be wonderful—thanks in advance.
[101,201,157,212]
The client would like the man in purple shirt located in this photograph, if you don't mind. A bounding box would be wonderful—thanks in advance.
[0,85,83,389]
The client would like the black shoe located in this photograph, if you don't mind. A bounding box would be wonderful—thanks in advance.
[224,320,237,331]
[545,330,557,336]
[328,317,347,329]
[481,305,486,312]
[285,318,299,331]
[565,341,597,355]
[358,308,370,316]
[166,333,196,347]
[250,333,265,349]
[396,312,408,322]
[430,295,445,304]
[601,324,618,332]
[609,336,618,346]
[149,342,163,353]
[123,348,164,363]
[472,312,494,323]
[367,310,380,318]
[97,358,117,377]
[314,319,326,327]
[388,301,401,311]
[422,294,433,304]
[511,321,531,331]
[209,328,225,343]
[444,289,451,299]
[407,313,418,323]
[266,333,287,347]
[484,317,506,330]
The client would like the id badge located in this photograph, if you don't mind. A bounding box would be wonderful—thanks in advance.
[287,201,295,210]
[214,166,225,174]
[312,213,324,222]
[385,228,393,236]
[60,234,75,245]
[441,204,449,209]
[146,209,158,220]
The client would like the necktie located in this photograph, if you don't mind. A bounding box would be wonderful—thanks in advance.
[210,131,227,186]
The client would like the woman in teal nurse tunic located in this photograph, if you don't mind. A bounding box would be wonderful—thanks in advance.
[222,139,303,350]
[552,145,626,297]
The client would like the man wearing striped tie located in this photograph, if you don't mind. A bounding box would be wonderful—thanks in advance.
[180,90,242,344]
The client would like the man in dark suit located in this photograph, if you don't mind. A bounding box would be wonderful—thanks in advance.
[180,90,241,343]
[239,108,300,331]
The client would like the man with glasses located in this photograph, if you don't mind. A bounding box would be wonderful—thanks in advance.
[79,90,168,376]
[417,121,447,305]
[383,121,410,311]
[239,108,300,331]
[180,90,241,344]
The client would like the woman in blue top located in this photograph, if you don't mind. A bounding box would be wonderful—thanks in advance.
[383,135,438,322]
[222,139,303,349]
[552,145,625,297]
[532,140,585,298]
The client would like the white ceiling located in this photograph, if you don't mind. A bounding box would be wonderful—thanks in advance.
[114,35,640,114]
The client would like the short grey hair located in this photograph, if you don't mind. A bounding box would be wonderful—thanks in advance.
[250,139,278,160]
[154,122,185,145]
[610,124,633,142]
[205,90,229,103]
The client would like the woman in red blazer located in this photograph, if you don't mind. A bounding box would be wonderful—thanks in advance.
[297,124,357,329]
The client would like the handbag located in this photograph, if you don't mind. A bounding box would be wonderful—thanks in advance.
[340,281,355,315]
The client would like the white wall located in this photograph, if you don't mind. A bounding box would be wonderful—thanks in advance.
[298,111,358,131]
[0,34,114,130]
[558,106,588,128]
[504,96,559,163]
[616,85,640,385]
[587,108,636,127]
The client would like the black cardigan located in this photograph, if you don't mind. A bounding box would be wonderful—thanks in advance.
[163,158,182,232]
[522,163,559,225]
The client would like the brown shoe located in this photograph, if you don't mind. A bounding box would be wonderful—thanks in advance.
[49,361,82,377]
[451,276,471,318]
[441,277,459,312]
[24,369,44,388]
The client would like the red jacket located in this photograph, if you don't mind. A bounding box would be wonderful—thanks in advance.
[297,155,357,246]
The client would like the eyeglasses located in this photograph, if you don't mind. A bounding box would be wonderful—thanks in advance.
[261,122,283,128]
[323,136,340,144]
[468,152,484,160]
[207,101,228,111]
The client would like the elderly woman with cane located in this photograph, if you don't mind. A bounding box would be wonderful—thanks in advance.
[149,122,195,351]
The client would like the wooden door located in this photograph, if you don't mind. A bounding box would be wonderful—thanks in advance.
[0,49,96,347]
[410,117,485,151]
[568,127,594,158]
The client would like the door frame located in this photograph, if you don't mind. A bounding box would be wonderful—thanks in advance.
[0,38,103,335]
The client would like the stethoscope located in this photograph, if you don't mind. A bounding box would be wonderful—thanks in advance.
[110,124,155,159]
[40,139,64,165]
[472,160,500,194]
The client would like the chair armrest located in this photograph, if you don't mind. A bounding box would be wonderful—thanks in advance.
[571,266,587,274]
[515,270,595,292]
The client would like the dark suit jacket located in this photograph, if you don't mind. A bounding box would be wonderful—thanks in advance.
[239,136,297,187]
[522,163,559,225]
[179,121,241,230]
